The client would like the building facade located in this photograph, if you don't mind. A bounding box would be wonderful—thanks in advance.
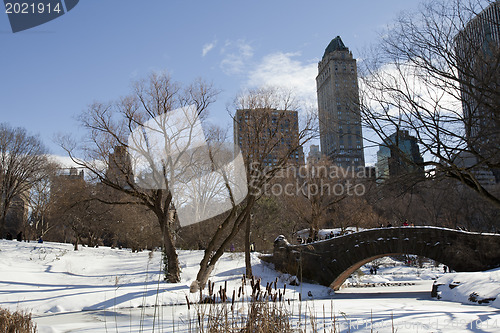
[316,36,365,170]
[452,151,497,187]
[376,130,425,182]
[234,108,304,166]
[455,1,500,181]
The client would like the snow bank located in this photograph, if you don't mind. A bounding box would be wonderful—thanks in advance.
[434,268,500,308]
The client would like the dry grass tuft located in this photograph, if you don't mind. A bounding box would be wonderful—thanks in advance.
[0,307,37,333]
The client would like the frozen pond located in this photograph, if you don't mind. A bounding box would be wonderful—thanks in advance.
[33,281,500,333]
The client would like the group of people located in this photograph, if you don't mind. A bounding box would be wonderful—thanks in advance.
[297,231,340,244]
[382,219,414,228]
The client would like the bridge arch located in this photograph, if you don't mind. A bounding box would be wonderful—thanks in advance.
[270,227,500,290]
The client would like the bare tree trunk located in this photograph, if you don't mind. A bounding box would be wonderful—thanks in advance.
[244,213,252,278]
[74,235,80,251]
[0,200,10,238]
[0,216,6,238]
[160,215,180,283]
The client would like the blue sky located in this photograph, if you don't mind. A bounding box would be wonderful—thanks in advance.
[0,0,421,164]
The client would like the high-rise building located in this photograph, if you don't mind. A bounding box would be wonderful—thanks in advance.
[316,36,365,170]
[234,108,304,166]
[455,1,500,181]
[307,144,322,164]
[376,130,425,182]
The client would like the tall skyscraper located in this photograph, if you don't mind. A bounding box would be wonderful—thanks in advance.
[455,1,500,181]
[316,36,365,170]
[234,108,304,166]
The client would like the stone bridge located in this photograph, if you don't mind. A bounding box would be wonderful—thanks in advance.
[268,227,500,290]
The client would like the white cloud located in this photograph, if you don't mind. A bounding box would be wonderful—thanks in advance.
[247,52,318,108]
[202,41,217,57]
[220,40,254,75]
[360,62,461,118]
[48,154,80,168]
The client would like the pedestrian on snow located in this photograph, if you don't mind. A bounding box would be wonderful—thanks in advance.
[370,267,374,275]
[250,242,255,252]
[16,231,22,242]
[443,266,448,273]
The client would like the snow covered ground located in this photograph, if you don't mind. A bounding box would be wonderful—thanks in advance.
[1,239,499,332]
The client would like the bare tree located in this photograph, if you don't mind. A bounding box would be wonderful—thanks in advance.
[0,123,49,238]
[49,177,115,250]
[330,195,382,231]
[61,72,219,282]
[27,162,59,239]
[282,157,352,240]
[359,0,500,211]
[190,87,317,291]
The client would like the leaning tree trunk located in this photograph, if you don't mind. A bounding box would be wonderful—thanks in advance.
[191,195,256,293]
